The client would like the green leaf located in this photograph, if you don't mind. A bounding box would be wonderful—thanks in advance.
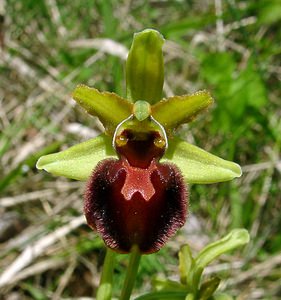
[195,229,249,269]
[258,0,281,25]
[21,283,48,300]
[160,15,216,37]
[126,29,164,104]
[152,278,187,292]
[179,244,194,286]
[212,293,233,300]
[134,291,186,300]
[199,52,267,133]
[233,59,267,109]
[192,229,249,287]
[72,84,133,133]
[36,134,116,180]
[152,91,213,130]
[198,277,221,300]
[162,137,242,184]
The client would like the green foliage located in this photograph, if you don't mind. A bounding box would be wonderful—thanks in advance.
[137,229,249,299]
[199,52,267,133]
[257,0,281,25]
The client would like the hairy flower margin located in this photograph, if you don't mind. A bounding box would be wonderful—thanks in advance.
[37,29,242,254]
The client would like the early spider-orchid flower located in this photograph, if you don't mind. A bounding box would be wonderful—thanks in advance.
[37,29,241,254]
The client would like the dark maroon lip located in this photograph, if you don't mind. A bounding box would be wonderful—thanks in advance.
[84,127,188,254]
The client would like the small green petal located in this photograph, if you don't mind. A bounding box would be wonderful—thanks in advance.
[126,29,164,104]
[72,84,133,133]
[152,91,213,130]
[133,100,151,121]
[162,137,242,184]
[36,134,116,181]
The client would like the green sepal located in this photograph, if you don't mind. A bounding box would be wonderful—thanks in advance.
[126,29,164,104]
[151,91,213,130]
[72,84,133,133]
[36,134,116,180]
[162,137,242,184]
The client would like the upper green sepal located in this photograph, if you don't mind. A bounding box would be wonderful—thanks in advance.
[152,90,213,130]
[126,29,164,104]
[162,137,242,184]
[72,84,133,133]
[36,134,116,181]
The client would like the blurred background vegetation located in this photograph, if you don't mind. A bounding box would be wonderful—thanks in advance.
[0,0,280,299]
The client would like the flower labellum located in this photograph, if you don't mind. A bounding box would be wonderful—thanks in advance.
[84,113,188,253]
[36,29,242,254]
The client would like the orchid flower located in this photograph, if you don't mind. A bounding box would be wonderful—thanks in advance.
[37,29,241,254]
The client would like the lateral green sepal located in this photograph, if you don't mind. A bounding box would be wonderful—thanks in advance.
[36,134,116,180]
[126,29,164,104]
[162,137,242,184]
[72,84,133,133]
[152,91,213,130]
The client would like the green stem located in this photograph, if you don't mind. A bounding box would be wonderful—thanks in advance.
[96,248,116,300]
[120,245,142,300]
